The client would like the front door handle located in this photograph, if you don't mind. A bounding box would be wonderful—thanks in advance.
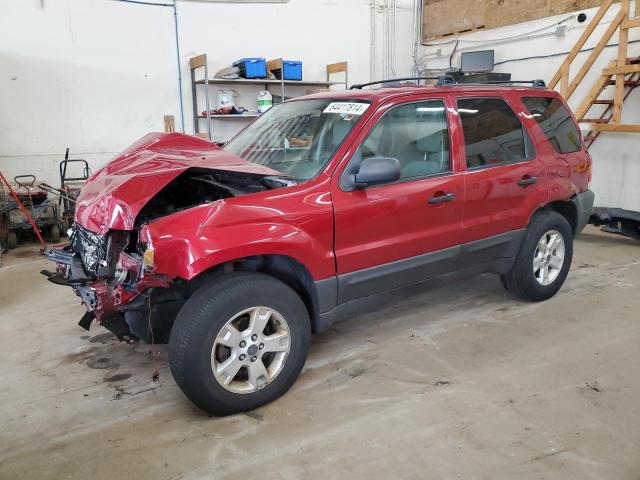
[517,175,538,187]
[428,191,455,204]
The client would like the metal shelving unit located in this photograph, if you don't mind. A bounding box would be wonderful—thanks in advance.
[197,113,261,119]
[189,54,348,141]
[195,78,346,87]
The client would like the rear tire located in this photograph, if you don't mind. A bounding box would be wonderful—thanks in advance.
[501,210,573,301]
[169,272,310,416]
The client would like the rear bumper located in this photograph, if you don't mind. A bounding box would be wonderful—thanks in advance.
[572,189,595,234]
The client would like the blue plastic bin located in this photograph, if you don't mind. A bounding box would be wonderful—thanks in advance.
[233,58,267,79]
[282,60,303,81]
[269,59,303,81]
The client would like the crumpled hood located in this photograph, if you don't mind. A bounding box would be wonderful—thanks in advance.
[75,132,283,234]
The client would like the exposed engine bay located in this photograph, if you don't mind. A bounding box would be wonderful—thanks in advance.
[137,168,296,223]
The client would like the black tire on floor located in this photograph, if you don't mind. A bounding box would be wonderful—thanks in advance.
[169,272,311,416]
[7,231,17,250]
[49,224,61,243]
[501,210,573,302]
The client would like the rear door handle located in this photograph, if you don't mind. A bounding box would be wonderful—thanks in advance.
[517,175,538,187]
[428,192,455,204]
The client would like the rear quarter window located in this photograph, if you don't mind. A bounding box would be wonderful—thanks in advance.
[522,96,581,154]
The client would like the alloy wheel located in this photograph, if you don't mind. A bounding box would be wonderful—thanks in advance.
[533,229,565,286]
[211,306,291,394]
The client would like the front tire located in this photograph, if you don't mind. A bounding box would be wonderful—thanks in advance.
[169,272,310,415]
[501,210,573,301]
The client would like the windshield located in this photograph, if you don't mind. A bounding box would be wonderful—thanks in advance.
[223,99,370,180]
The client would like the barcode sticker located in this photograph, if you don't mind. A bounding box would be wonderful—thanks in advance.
[323,102,370,115]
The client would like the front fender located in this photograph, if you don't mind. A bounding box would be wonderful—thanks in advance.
[143,196,335,281]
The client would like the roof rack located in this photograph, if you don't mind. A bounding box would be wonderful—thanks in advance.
[349,75,547,90]
[349,76,454,90]
[453,78,548,88]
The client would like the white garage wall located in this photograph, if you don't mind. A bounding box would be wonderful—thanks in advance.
[0,0,416,185]
[1,0,176,183]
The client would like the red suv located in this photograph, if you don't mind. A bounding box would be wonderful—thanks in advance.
[44,79,594,415]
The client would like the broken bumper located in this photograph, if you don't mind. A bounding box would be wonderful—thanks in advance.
[42,245,171,342]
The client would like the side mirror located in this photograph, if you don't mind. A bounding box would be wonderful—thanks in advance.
[351,157,401,189]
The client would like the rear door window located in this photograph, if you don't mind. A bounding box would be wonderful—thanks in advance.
[457,97,528,169]
[522,96,581,154]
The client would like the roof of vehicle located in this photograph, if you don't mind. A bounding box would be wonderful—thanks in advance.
[300,84,559,103]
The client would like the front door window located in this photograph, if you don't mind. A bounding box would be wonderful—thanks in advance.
[358,100,451,181]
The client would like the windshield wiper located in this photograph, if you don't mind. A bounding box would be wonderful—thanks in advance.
[262,176,298,189]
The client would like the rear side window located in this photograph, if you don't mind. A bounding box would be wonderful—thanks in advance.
[457,97,527,169]
[522,96,581,154]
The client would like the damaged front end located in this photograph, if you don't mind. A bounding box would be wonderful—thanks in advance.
[42,132,294,343]
[42,224,172,343]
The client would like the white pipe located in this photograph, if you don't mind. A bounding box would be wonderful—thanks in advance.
[370,0,376,81]
[391,0,397,76]
[384,0,391,78]
[382,0,386,78]
[412,0,421,76]
[381,0,386,78]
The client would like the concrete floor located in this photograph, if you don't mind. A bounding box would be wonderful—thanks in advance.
[0,226,639,480]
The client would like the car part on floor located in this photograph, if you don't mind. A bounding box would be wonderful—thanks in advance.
[590,207,640,241]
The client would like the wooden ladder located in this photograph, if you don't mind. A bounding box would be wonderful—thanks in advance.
[548,0,640,147]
